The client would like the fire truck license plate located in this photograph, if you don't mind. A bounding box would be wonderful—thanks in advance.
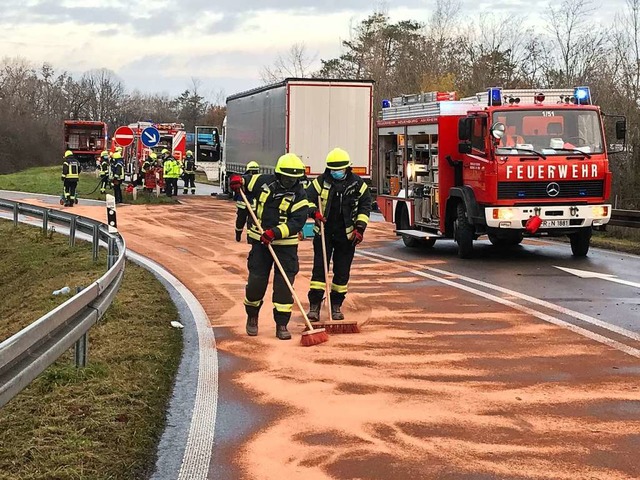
[541,219,570,228]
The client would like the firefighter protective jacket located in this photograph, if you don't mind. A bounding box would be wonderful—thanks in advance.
[307,169,372,237]
[163,158,180,178]
[62,157,80,179]
[141,159,153,173]
[99,161,110,177]
[111,161,124,180]
[183,157,196,173]
[243,174,308,246]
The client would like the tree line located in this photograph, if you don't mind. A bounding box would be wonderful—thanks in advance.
[263,0,640,208]
[0,63,223,174]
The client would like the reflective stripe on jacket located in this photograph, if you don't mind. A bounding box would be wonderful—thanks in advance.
[62,159,80,179]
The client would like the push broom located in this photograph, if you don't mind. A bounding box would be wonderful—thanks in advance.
[314,197,360,334]
[239,188,329,347]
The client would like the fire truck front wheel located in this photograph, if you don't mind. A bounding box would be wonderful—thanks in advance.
[569,227,592,257]
[455,203,475,259]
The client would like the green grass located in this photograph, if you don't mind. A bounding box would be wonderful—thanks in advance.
[0,220,183,480]
[0,166,177,205]
[590,229,640,255]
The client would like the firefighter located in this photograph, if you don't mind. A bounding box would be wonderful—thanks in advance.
[229,153,308,340]
[98,150,110,194]
[235,161,260,242]
[142,152,156,174]
[61,150,80,207]
[306,147,372,321]
[111,152,125,204]
[163,153,179,197]
[183,150,197,195]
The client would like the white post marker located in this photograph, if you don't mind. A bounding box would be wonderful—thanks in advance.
[554,266,640,289]
[106,194,118,233]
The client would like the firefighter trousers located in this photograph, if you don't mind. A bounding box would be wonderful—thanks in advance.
[165,178,178,197]
[244,243,299,326]
[63,179,78,203]
[99,175,109,193]
[308,231,355,307]
[183,173,196,194]
[113,181,123,203]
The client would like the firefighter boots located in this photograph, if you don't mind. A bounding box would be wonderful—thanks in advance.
[276,324,291,340]
[246,316,258,336]
[307,302,321,322]
[331,304,344,320]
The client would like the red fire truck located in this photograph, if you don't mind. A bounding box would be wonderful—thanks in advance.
[376,87,627,258]
[63,120,107,168]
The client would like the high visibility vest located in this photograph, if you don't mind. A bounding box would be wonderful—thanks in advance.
[63,160,80,179]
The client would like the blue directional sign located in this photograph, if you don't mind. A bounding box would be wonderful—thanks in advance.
[141,126,160,147]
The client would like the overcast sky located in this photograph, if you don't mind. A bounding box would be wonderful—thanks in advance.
[0,0,626,101]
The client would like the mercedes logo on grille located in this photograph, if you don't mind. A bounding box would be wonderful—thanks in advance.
[546,182,560,197]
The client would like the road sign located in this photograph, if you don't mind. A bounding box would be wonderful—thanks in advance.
[141,126,160,147]
[113,126,134,147]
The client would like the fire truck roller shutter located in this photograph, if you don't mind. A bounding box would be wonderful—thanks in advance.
[446,187,485,235]
[407,125,437,135]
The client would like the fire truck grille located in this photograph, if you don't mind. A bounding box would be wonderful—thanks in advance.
[497,180,604,199]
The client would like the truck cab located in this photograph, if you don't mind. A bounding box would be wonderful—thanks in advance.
[376,87,626,258]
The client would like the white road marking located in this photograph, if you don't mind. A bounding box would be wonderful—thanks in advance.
[357,250,640,358]
[555,265,640,289]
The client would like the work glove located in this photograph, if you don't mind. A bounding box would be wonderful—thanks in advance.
[312,210,326,225]
[260,229,276,245]
[352,226,365,246]
[61,175,65,181]
[229,175,243,192]
[235,229,242,242]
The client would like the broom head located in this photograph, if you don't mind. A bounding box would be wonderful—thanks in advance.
[300,327,329,347]
[313,320,360,334]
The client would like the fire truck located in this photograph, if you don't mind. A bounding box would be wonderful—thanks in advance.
[63,120,107,169]
[376,87,627,258]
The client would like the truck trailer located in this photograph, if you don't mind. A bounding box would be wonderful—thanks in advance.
[63,120,107,168]
[220,78,374,191]
[376,87,627,258]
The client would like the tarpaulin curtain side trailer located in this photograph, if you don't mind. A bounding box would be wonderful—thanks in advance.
[221,78,374,189]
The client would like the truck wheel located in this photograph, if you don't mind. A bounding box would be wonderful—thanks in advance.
[488,232,523,247]
[399,206,421,248]
[455,203,474,258]
[569,227,592,257]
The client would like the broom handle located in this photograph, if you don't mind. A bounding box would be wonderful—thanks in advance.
[317,197,333,323]
[238,188,316,331]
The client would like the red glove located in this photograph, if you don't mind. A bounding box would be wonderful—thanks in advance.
[352,227,364,246]
[312,210,326,224]
[260,229,276,245]
[229,175,243,192]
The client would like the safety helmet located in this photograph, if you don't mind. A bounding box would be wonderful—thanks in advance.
[113,152,122,159]
[149,152,157,159]
[100,150,109,157]
[161,148,169,155]
[115,146,123,152]
[325,147,351,170]
[64,150,73,158]
[274,153,305,178]
[246,161,260,172]
[186,150,193,156]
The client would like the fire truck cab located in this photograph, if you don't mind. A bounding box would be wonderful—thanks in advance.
[376,87,627,258]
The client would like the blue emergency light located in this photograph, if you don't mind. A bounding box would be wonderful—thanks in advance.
[488,87,502,106]
[573,86,591,105]
[382,99,391,108]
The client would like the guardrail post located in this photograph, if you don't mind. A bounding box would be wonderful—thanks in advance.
[75,333,88,368]
[13,203,18,227]
[42,209,49,235]
[69,216,77,247]
[107,237,116,269]
[92,225,99,262]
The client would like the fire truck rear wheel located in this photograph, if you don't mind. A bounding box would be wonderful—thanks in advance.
[569,227,592,257]
[455,203,474,259]
[399,207,421,248]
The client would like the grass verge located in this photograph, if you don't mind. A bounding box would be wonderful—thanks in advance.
[0,166,177,205]
[0,219,182,480]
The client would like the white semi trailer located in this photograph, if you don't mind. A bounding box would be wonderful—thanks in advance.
[220,78,374,192]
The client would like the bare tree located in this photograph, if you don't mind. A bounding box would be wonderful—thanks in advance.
[260,43,318,84]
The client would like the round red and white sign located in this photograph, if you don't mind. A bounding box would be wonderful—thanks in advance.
[113,126,134,147]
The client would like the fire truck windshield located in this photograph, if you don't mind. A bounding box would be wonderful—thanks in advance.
[494,109,604,156]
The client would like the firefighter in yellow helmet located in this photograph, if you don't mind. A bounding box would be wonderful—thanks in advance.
[163,152,179,197]
[98,150,110,194]
[234,161,260,242]
[111,152,125,203]
[229,154,308,340]
[306,147,372,321]
[182,150,197,194]
[61,150,80,207]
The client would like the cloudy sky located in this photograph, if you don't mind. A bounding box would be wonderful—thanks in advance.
[0,0,625,101]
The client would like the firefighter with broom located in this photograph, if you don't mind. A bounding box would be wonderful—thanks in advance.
[306,147,372,324]
[229,153,312,341]
[234,161,260,242]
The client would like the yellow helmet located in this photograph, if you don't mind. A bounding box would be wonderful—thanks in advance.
[186,150,193,156]
[326,148,351,170]
[115,146,123,152]
[100,150,109,157]
[246,161,260,172]
[149,152,157,159]
[161,148,169,155]
[113,152,122,159]
[275,153,305,178]
[64,150,73,158]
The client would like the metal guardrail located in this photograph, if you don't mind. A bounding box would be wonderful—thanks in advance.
[0,199,125,408]
[610,209,640,228]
